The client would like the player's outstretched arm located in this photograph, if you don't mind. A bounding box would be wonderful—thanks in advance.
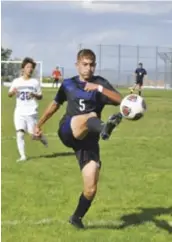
[34,101,60,136]
[8,79,18,98]
[100,87,122,105]
[31,80,43,100]
[84,82,122,105]
[8,88,18,97]
[30,92,43,100]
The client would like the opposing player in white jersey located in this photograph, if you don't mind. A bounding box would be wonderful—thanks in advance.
[8,57,48,162]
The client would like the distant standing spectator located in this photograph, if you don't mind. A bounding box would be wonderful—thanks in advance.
[52,66,62,88]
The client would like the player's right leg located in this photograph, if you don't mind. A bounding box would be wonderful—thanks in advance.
[52,79,55,88]
[138,82,143,96]
[129,83,137,94]
[58,118,110,228]
[69,139,101,229]
[69,159,100,229]
[14,112,27,162]
[55,80,59,88]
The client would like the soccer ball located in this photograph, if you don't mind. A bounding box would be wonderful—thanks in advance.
[120,94,146,120]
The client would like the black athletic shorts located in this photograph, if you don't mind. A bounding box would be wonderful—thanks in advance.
[58,115,101,170]
[136,79,143,86]
[53,78,59,83]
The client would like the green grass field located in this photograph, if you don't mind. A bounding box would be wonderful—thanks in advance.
[1,87,172,242]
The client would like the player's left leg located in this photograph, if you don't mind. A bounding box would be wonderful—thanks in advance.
[71,112,122,141]
[71,112,98,139]
[26,114,48,147]
[69,143,101,229]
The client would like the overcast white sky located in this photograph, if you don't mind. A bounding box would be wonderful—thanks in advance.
[1,1,172,75]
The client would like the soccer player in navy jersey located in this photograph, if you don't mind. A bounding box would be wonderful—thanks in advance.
[34,49,123,229]
[130,62,147,96]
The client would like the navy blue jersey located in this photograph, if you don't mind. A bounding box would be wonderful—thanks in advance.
[135,68,147,82]
[54,75,119,117]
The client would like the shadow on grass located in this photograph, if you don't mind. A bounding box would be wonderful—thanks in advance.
[86,207,172,233]
[28,151,75,160]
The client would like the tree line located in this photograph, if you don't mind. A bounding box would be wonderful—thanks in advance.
[1,47,23,82]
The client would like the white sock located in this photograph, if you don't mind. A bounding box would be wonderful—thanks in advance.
[16,131,25,158]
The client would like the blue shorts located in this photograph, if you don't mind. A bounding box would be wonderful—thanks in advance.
[58,115,101,170]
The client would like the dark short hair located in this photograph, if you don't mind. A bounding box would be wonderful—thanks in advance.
[21,57,36,69]
[77,49,96,62]
[139,62,143,66]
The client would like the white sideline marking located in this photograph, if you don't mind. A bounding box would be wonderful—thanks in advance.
[1,133,58,142]
[1,133,167,142]
[2,218,58,226]
[2,218,172,227]
[2,218,172,229]
[1,218,121,226]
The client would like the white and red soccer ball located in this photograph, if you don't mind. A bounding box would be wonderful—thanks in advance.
[120,94,146,120]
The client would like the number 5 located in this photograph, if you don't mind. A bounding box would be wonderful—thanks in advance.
[79,99,85,111]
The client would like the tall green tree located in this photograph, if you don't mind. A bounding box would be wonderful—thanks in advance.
[1,47,12,61]
[1,47,21,82]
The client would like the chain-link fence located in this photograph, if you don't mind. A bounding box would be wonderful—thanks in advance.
[78,44,172,88]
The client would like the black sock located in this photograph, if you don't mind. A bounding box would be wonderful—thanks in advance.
[139,90,141,96]
[86,117,104,133]
[73,193,92,219]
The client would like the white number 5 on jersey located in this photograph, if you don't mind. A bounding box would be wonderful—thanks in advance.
[79,99,85,111]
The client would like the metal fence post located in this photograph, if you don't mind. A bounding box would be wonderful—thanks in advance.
[137,45,140,65]
[98,44,102,75]
[155,46,158,82]
[118,44,121,83]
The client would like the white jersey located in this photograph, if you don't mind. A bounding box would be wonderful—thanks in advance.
[9,76,42,115]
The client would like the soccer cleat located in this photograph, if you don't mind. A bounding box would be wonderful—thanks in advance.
[40,138,48,147]
[16,156,27,162]
[69,215,85,229]
[138,91,142,96]
[101,113,122,140]
[40,135,48,147]
[129,87,134,94]
[32,134,48,147]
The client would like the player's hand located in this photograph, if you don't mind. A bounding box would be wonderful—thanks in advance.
[29,92,35,98]
[11,88,18,95]
[84,83,99,92]
[34,125,42,137]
